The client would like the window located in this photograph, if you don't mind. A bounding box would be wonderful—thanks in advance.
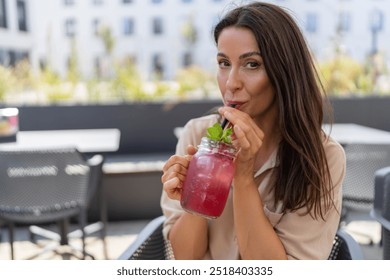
[94,57,102,78]
[15,50,29,63]
[305,13,317,33]
[8,51,16,66]
[39,58,46,70]
[370,10,384,32]
[0,0,7,28]
[0,49,7,66]
[65,18,76,37]
[17,0,28,32]
[123,18,135,35]
[152,17,163,35]
[64,0,75,6]
[92,18,101,36]
[338,12,351,33]
[3,50,28,67]
[183,52,192,67]
[152,53,164,77]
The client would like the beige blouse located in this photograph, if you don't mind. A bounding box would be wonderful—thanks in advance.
[160,114,346,260]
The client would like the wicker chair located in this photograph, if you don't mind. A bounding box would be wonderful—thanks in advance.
[371,166,390,259]
[118,215,363,260]
[0,148,106,259]
[341,143,390,244]
[118,216,171,260]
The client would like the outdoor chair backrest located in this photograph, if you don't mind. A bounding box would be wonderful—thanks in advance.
[118,216,363,260]
[0,148,90,224]
[118,216,169,260]
[328,229,364,260]
[342,143,390,212]
[371,166,390,259]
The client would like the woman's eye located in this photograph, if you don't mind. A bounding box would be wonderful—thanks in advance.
[218,60,230,68]
[245,61,260,69]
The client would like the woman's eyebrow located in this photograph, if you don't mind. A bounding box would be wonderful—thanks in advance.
[217,52,228,58]
[239,51,261,59]
[217,52,261,59]
[216,51,261,59]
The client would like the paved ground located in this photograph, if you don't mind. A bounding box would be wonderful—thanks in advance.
[0,219,383,260]
[0,220,150,260]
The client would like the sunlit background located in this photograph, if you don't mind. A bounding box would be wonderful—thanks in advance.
[0,0,389,104]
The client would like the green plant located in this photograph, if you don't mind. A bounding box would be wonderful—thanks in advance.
[206,123,233,144]
[175,66,217,98]
[0,65,16,101]
[318,52,390,96]
[11,59,37,91]
[111,59,148,101]
[319,55,366,96]
[66,38,80,84]
[98,25,115,56]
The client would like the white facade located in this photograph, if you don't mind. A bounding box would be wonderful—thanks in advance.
[2,0,390,80]
[0,0,33,65]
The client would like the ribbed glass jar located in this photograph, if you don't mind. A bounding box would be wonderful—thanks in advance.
[180,137,236,219]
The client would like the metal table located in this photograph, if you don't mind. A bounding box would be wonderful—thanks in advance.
[0,128,121,153]
[323,123,390,145]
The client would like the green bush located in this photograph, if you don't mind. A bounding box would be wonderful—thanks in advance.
[319,53,389,96]
[0,65,17,101]
[175,65,217,98]
[1,53,389,104]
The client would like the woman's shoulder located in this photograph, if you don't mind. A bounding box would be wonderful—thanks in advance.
[176,114,220,153]
[322,134,347,185]
[181,114,220,139]
[323,135,346,163]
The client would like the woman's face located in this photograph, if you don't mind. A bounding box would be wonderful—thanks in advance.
[216,27,277,125]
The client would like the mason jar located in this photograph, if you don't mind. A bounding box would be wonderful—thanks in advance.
[180,137,236,219]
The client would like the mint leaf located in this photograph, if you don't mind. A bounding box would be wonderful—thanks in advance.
[206,123,223,141]
[206,122,232,144]
[221,127,233,144]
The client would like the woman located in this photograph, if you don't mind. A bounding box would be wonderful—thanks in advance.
[161,2,345,260]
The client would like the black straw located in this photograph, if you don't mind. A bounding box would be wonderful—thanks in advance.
[220,104,236,129]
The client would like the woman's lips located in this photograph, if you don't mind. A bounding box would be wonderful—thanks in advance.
[227,101,244,109]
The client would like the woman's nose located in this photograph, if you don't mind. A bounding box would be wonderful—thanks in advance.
[226,68,242,93]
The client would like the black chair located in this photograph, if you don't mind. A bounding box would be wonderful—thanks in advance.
[328,229,364,260]
[118,216,171,260]
[118,215,363,260]
[341,143,390,244]
[371,166,390,259]
[0,148,107,259]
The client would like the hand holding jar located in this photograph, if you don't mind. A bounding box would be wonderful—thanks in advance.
[162,122,237,219]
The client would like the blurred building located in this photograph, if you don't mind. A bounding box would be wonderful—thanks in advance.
[0,0,389,80]
[0,0,31,66]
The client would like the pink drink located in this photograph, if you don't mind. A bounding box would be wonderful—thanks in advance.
[180,137,236,219]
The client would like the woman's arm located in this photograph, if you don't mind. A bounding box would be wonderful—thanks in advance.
[162,145,209,259]
[218,106,287,259]
[168,212,208,259]
[233,176,287,259]
[161,115,220,259]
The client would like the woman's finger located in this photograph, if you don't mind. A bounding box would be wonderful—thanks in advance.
[163,177,182,200]
[162,155,190,172]
[186,145,197,155]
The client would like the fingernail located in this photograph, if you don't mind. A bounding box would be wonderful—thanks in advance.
[224,111,232,118]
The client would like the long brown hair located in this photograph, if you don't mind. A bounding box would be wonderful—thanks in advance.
[214,2,333,219]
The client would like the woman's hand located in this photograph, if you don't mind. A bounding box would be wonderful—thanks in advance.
[161,145,197,200]
[218,107,264,178]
